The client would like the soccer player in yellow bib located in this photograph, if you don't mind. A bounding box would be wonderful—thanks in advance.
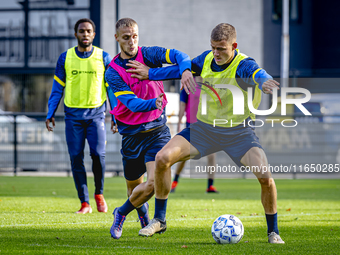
[46,19,115,214]
[130,23,284,244]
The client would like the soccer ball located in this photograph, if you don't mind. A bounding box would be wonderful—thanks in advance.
[211,214,244,244]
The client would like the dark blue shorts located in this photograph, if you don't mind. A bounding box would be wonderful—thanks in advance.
[177,120,263,167]
[121,125,171,181]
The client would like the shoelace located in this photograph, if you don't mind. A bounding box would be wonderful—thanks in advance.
[139,216,147,227]
[115,215,126,230]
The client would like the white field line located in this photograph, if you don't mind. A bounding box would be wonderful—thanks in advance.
[1,211,340,228]
[27,243,156,249]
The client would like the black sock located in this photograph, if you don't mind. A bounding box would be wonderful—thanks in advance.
[208,178,214,188]
[136,203,147,217]
[154,198,167,222]
[174,174,180,182]
[266,213,279,235]
[118,199,135,216]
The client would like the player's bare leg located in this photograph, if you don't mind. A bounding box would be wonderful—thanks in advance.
[175,161,186,175]
[241,147,276,214]
[126,175,144,197]
[241,147,284,244]
[155,135,197,199]
[139,135,199,237]
[128,161,155,207]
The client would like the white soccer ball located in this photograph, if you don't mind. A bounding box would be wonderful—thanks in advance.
[211,214,244,244]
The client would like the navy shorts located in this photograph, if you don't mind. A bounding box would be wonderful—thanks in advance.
[121,125,171,181]
[177,120,263,167]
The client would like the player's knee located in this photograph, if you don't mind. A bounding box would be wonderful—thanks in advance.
[258,177,273,187]
[155,150,172,170]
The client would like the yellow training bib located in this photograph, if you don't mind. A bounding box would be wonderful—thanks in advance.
[64,46,106,108]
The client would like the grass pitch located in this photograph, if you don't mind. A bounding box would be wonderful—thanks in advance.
[0,176,339,254]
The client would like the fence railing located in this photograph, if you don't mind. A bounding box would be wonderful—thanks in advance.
[0,112,123,176]
[1,112,339,178]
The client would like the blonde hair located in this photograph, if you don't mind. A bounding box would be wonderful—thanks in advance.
[211,23,236,43]
[116,18,138,34]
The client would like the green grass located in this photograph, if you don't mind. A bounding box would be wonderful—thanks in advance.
[0,177,340,254]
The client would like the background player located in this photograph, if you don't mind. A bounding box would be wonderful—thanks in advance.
[46,18,114,214]
[106,18,195,239]
[171,77,218,193]
[136,23,285,244]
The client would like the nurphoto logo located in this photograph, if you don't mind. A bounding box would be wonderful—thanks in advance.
[199,82,312,128]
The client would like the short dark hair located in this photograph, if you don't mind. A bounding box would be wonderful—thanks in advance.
[116,18,138,34]
[74,18,96,33]
[211,23,236,43]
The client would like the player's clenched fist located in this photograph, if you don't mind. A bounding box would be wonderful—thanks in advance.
[156,93,164,111]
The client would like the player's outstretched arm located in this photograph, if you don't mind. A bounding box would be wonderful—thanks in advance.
[129,61,181,81]
[127,60,196,94]
[140,47,197,94]
[106,67,160,113]
[237,58,280,94]
[262,79,280,94]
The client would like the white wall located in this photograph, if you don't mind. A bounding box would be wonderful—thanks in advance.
[100,0,117,57]
[101,0,263,65]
